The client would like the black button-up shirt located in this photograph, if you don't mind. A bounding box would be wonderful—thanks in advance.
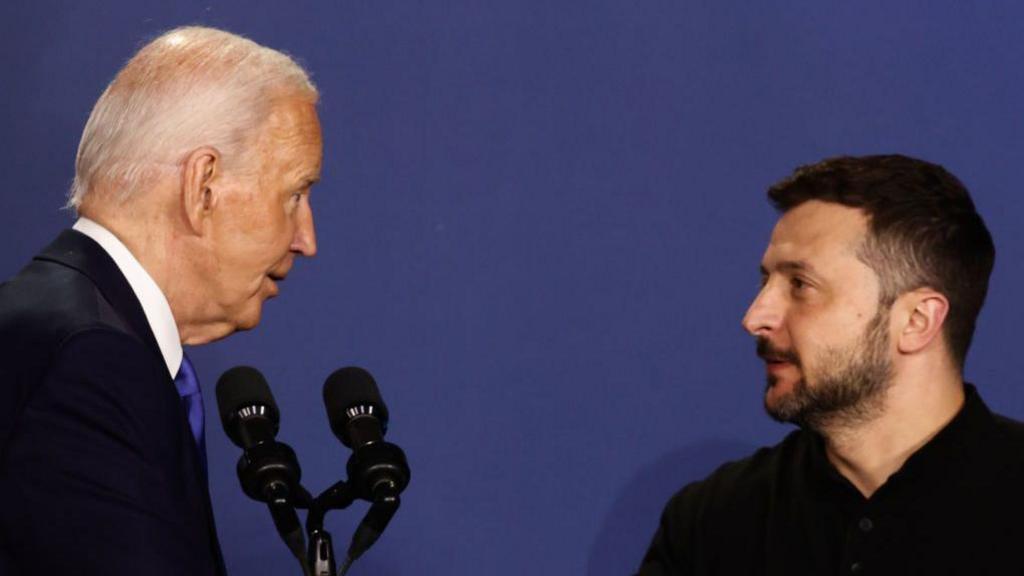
[637,385,1024,575]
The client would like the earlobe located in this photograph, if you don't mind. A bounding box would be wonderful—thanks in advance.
[897,290,949,355]
[182,146,221,235]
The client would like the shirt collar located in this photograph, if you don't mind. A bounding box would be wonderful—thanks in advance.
[804,383,997,501]
[72,217,183,378]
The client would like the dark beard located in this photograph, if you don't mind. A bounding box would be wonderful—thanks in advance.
[763,308,893,430]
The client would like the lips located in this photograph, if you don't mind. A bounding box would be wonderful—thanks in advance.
[755,338,799,367]
[764,356,793,368]
[266,267,289,285]
[265,274,283,297]
[765,360,794,377]
[264,258,293,298]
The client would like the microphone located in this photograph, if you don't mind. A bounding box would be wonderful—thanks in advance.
[217,366,303,502]
[323,367,410,567]
[323,366,388,450]
[217,366,309,575]
[217,366,279,450]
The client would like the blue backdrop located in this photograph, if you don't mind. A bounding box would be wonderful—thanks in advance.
[3,2,1024,574]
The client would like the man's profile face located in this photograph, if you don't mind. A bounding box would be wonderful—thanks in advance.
[207,96,323,331]
[742,200,894,427]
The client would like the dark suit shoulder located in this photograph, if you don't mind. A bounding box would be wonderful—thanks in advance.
[0,258,141,461]
[0,257,132,345]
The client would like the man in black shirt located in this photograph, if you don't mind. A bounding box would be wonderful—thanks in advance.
[637,155,1024,575]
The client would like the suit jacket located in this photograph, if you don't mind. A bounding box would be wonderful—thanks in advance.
[0,230,226,575]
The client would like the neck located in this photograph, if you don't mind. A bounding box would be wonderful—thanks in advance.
[80,190,220,344]
[818,368,964,498]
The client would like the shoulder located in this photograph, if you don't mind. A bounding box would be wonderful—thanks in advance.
[638,431,808,574]
[945,394,1024,492]
[0,255,140,377]
[989,411,1024,470]
[991,412,1024,439]
[0,256,131,340]
[0,257,153,454]
[676,429,803,500]
[969,383,1024,465]
[660,429,807,532]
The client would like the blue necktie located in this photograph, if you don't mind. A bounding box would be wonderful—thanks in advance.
[174,353,207,474]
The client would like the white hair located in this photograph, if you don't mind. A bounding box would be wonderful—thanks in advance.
[68,26,319,209]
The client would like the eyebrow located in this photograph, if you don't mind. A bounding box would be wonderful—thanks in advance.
[760,260,820,276]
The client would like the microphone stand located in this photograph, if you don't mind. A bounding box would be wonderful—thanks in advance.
[301,479,355,576]
[292,478,404,576]
[267,483,314,576]
[254,442,408,576]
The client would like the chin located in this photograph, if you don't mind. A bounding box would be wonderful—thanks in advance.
[236,313,263,331]
[232,302,265,332]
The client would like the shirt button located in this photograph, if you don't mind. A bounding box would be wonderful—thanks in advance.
[850,561,863,573]
[858,517,873,532]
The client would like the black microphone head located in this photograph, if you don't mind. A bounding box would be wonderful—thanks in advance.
[323,366,390,447]
[216,366,280,448]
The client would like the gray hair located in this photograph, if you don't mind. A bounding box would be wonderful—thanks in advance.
[69,26,318,209]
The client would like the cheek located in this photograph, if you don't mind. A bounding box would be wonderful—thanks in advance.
[783,314,829,366]
[214,227,285,287]
[235,207,291,252]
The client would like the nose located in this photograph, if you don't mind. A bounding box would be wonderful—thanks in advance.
[291,199,317,257]
[742,284,783,337]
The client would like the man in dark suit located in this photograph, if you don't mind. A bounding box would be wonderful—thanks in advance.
[0,26,322,574]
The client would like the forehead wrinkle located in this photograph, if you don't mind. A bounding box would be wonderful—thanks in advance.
[282,165,320,189]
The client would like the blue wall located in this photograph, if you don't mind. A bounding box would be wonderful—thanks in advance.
[3,2,1024,574]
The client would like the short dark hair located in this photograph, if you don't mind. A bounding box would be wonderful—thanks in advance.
[767,154,995,369]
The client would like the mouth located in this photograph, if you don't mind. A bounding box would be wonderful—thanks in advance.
[764,359,795,376]
[265,273,286,296]
[760,352,790,365]
[755,339,799,373]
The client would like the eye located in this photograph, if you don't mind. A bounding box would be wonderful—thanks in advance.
[790,276,809,293]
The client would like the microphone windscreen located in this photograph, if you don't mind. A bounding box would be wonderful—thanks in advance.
[323,366,389,428]
[216,366,280,433]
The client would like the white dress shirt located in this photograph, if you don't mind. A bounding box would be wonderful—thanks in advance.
[73,217,182,378]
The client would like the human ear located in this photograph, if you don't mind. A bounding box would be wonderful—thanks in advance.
[896,289,949,355]
[181,146,221,235]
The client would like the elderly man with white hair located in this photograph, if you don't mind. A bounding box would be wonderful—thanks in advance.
[0,26,322,575]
